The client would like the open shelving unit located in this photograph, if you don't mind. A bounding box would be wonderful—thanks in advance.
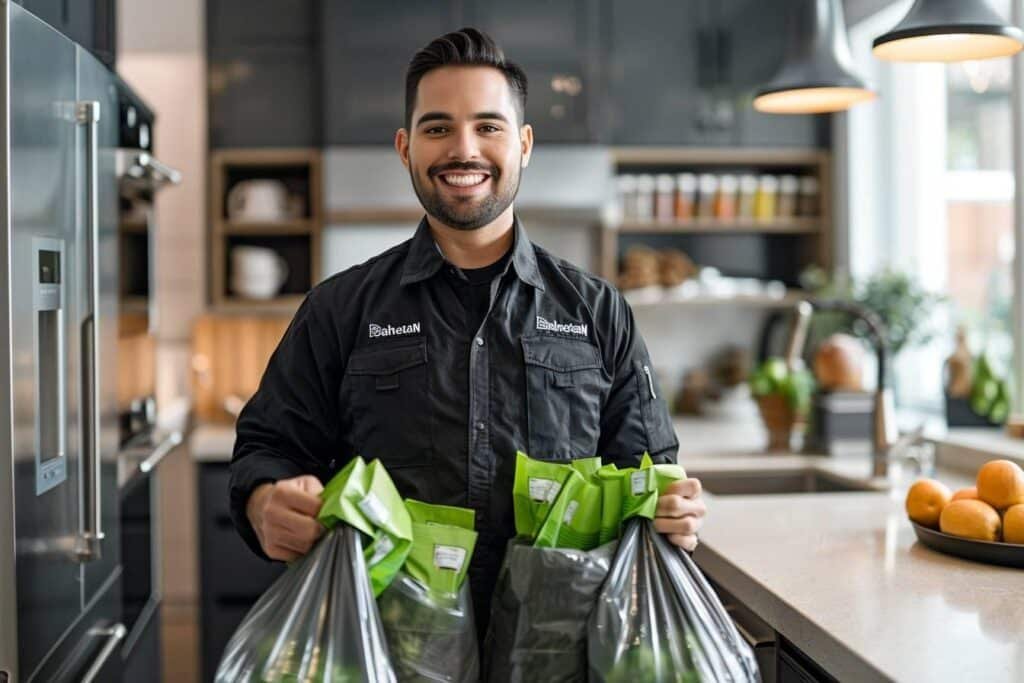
[601,147,833,288]
[209,148,323,313]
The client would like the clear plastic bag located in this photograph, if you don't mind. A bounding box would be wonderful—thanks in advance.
[483,538,617,683]
[215,525,396,682]
[378,572,479,682]
[588,518,761,683]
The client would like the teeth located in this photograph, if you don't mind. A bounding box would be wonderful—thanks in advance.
[442,173,486,187]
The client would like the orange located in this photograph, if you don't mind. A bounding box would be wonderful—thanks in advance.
[1003,504,1024,545]
[951,486,978,501]
[905,479,952,529]
[976,460,1024,510]
[940,499,1001,542]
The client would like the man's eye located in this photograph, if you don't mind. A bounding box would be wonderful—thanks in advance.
[425,126,448,134]
[479,125,500,133]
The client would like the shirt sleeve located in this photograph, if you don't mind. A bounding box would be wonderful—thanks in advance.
[598,291,679,468]
[229,287,344,559]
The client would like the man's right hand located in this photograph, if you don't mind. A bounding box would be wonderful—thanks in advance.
[246,475,326,561]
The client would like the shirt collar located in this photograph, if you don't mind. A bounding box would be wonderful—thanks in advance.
[400,214,545,291]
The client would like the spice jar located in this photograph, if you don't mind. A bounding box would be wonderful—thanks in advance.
[754,175,778,221]
[715,175,738,220]
[696,174,719,220]
[635,174,656,221]
[778,175,799,219]
[655,174,676,222]
[738,174,758,219]
[616,175,637,221]
[799,176,820,217]
[675,173,697,220]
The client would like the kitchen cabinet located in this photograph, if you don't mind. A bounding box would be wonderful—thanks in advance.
[15,0,116,68]
[601,0,825,146]
[320,1,462,145]
[199,462,285,682]
[207,0,320,147]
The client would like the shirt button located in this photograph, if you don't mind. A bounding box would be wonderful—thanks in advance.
[475,337,484,347]
[475,421,486,431]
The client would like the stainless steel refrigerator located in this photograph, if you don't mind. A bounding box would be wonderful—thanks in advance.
[0,2,124,681]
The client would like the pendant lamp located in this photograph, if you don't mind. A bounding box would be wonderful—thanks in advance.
[873,0,1024,62]
[754,0,875,114]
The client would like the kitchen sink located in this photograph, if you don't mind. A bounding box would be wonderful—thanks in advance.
[689,468,881,496]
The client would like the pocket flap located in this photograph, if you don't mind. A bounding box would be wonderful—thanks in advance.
[347,340,426,376]
[522,336,602,373]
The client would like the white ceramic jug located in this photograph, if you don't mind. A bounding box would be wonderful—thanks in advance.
[227,179,290,222]
[230,246,289,299]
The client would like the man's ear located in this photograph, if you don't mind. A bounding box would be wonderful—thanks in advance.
[395,128,410,168]
[520,123,534,168]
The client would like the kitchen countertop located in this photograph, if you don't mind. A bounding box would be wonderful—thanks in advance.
[677,417,1024,683]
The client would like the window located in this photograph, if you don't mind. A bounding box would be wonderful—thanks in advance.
[843,1,1016,418]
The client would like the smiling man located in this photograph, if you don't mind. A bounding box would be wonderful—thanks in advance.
[230,27,706,635]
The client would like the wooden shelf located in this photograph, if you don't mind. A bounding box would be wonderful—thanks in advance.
[220,218,314,235]
[616,217,821,234]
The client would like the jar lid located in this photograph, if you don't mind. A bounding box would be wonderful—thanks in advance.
[656,174,675,191]
[676,173,697,190]
[780,175,799,192]
[698,174,719,191]
[800,176,820,193]
[758,175,779,190]
[617,174,637,191]
[636,174,656,191]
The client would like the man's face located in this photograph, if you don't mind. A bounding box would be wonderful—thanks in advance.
[396,66,533,231]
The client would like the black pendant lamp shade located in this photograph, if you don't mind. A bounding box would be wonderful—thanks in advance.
[754,0,875,114]
[873,0,1024,62]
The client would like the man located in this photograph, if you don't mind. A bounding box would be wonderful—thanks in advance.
[230,27,706,633]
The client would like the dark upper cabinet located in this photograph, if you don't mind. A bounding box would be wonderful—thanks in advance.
[321,1,462,145]
[462,0,600,143]
[207,0,320,147]
[601,0,825,146]
[17,0,116,69]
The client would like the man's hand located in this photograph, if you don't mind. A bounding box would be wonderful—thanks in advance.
[246,475,326,562]
[655,478,706,552]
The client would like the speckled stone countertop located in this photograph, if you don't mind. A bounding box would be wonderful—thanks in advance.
[677,417,1024,683]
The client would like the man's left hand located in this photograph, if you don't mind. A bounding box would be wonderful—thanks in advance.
[655,478,706,552]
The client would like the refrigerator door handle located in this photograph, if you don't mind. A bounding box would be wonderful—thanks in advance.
[75,100,103,562]
[80,623,126,683]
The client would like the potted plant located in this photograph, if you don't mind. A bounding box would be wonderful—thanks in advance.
[749,357,815,451]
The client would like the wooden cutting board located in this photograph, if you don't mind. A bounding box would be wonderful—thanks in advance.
[191,314,292,423]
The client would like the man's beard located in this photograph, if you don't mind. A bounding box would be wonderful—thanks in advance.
[410,159,521,231]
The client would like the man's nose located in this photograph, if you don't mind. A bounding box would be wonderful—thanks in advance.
[447,125,482,160]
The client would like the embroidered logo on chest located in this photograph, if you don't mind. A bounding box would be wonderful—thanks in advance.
[368,321,421,338]
[536,315,588,338]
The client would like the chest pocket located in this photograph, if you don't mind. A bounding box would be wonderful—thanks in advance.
[343,339,432,469]
[521,336,609,461]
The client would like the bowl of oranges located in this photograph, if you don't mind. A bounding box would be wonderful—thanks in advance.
[905,459,1024,568]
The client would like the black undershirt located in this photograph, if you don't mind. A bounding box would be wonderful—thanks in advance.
[448,249,512,337]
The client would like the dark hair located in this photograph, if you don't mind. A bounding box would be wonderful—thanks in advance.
[405,27,528,129]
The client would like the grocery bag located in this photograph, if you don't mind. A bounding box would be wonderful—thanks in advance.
[216,456,414,682]
[588,458,761,683]
[485,451,614,682]
[378,500,480,682]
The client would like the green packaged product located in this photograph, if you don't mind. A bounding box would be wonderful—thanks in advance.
[379,499,480,682]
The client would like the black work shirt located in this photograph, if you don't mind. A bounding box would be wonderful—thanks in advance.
[230,215,679,632]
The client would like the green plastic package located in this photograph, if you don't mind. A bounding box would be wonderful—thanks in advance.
[511,450,576,538]
[318,456,413,596]
[379,499,480,682]
[533,469,603,551]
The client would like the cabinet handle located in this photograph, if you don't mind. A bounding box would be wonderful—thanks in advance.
[80,623,126,683]
[139,431,183,473]
[75,100,103,562]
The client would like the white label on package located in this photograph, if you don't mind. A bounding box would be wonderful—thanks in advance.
[528,477,561,503]
[434,544,467,572]
[367,534,394,567]
[562,500,580,524]
[630,470,649,496]
[358,492,390,527]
